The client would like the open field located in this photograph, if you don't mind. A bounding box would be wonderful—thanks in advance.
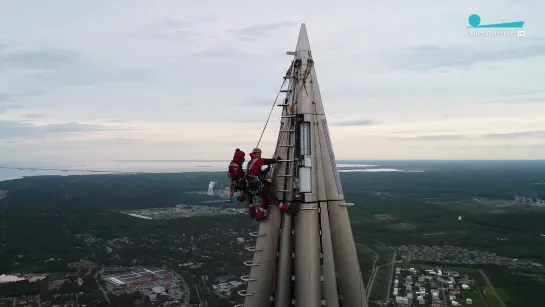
[367,266,389,301]
[386,223,417,231]
[373,214,397,221]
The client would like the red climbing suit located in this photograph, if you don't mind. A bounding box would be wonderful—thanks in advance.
[247,154,289,221]
[246,152,257,219]
[228,149,245,180]
[228,149,245,199]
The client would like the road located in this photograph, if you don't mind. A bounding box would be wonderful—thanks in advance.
[94,266,111,304]
[363,246,397,305]
[479,269,506,307]
[441,288,449,307]
[366,267,378,299]
[194,284,203,305]
[161,264,190,305]
[355,243,379,289]
[383,249,397,305]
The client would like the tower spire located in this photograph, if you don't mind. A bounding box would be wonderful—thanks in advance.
[296,23,311,51]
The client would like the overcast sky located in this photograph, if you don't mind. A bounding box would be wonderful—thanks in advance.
[1,0,544,165]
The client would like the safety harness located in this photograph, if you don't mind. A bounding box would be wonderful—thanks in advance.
[227,161,246,200]
[245,158,264,195]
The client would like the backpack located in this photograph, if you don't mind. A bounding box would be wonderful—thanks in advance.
[228,163,243,179]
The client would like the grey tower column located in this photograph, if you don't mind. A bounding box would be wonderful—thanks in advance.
[239,24,368,307]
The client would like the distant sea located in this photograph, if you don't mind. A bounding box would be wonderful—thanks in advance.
[0,160,544,182]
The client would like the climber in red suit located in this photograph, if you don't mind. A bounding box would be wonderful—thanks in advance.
[228,149,246,200]
[246,147,289,221]
[245,152,257,219]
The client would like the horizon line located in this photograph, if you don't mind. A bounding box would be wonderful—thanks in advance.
[109,159,545,162]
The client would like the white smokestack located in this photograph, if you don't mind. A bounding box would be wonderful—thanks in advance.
[207,181,216,196]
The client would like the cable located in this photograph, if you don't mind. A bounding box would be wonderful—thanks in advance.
[255,79,288,148]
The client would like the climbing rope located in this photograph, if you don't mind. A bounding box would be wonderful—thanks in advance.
[255,79,288,148]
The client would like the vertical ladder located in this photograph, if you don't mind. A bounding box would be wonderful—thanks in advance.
[268,63,303,306]
[275,60,304,203]
[275,93,298,202]
[237,61,301,307]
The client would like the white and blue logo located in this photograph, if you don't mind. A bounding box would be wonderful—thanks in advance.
[467,14,524,28]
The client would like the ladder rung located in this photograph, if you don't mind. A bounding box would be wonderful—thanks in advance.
[281,115,296,118]
[278,145,295,147]
[278,189,291,192]
[280,90,291,93]
[243,261,260,267]
[237,289,254,296]
[277,104,290,107]
[278,160,294,162]
[240,275,257,282]
[246,246,263,252]
[280,130,295,132]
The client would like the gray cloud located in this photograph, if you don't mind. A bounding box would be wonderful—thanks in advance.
[369,42,545,72]
[0,104,22,113]
[24,113,44,118]
[483,91,545,105]
[111,137,142,144]
[0,1,544,162]
[129,18,197,44]
[0,89,46,104]
[334,119,382,127]
[0,46,152,88]
[102,120,126,123]
[1,48,77,70]
[406,134,468,141]
[238,99,276,106]
[483,131,545,139]
[446,143,545,150]
[228,22,295,42]
[393,131,545,141]
[190,48,255,59]
[0,120,140,139]
[237,118,269,123]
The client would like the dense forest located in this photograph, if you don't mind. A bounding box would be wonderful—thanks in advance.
[1,166,545,267]
[1,161,545,306]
